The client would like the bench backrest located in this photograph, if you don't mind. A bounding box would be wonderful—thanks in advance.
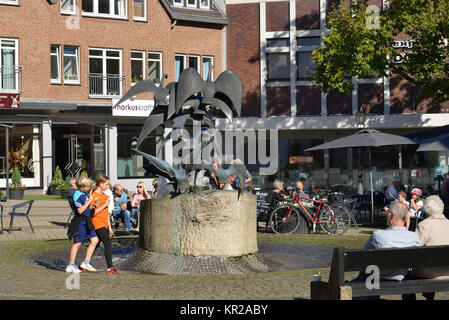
[329,245,449,287]
[343,245,449,271]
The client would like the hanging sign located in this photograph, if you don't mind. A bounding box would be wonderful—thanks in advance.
[0,94,20,109]
[289,156,313,164]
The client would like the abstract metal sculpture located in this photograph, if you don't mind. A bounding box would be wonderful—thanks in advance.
[119,68,246,196]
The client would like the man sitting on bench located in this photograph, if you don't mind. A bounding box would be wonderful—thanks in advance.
[351,201,420,298]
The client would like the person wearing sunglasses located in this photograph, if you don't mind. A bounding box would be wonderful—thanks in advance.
[131,182,151,231]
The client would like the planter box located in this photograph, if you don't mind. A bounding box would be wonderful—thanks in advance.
[8,189,24,200]
[60,191,69,200]
[48,186,61,196]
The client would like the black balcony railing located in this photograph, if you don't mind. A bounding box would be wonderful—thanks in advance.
[88,73,125,97]
[0,66,22,93]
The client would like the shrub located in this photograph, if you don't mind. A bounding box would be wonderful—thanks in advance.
[10,168,26,189]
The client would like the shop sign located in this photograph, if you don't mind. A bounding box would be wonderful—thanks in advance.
[289,155,313,164]
[0,93,20,109]
[111,99,154,117]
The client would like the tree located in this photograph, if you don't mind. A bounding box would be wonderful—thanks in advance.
[313,0,449,104]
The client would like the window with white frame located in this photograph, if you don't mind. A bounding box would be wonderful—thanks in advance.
[63,46,80,83]
[82,0,127,18]
[199,0,209,9]
[266,38,290,81]
[61,0,76,14]
[50,45,61,83]
[131,51,145,84]
[148,52,162,82]
[89,48,123,96]
[173,0,183,7]
[175,54,186,82]
[133,0,146,20]
[202,56,213,81]
[189,55,200,73]
[186,0,196,8]
[296,37,320,79]
[0,38,19,92]
[0,0,19,5]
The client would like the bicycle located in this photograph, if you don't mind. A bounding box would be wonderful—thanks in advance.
[268,193,351,235]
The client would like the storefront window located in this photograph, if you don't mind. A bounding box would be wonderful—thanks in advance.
[0,124,41,187]
[117,124,163,178]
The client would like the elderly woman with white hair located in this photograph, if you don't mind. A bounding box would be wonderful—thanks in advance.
[272,179,289,203]
[410,195,449,300]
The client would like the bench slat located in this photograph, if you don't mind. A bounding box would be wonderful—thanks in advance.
[347,279,449,297]
[344,245,449,272]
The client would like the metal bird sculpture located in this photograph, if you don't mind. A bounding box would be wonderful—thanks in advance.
[114,73,173,107]
[175,67,242,122]
[131,148,189,193]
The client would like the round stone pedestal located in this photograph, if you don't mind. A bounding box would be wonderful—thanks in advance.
[122,191,269,274]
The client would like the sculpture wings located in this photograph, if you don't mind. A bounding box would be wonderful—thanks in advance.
[175,68,242,122]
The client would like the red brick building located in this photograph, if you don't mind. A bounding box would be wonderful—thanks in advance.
[223,0,449,192]
[0,0,227,191]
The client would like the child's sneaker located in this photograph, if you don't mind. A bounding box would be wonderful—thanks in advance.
[106,267,119,275]
[80,261,97,272]
[65,264,81,273]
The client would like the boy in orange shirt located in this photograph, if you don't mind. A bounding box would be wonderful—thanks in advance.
[91,174,119,275]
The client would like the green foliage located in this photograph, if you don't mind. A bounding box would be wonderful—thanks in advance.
[49,166,64,187]
[10,168,25,189]
[81,171,88,178]
[313,0,449,104]
[57,175,72,192]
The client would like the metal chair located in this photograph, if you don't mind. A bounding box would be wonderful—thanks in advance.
[8,200,35,234]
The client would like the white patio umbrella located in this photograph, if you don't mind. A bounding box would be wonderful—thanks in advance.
[305,129,417,222]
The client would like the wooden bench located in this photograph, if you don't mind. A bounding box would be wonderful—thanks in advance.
[311,245,449,300]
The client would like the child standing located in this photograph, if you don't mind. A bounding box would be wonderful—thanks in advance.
[91,175,119,275]
[66,176,99,273]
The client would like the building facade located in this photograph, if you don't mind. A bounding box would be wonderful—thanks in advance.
[0,0,227,192]
[224,0,449,193]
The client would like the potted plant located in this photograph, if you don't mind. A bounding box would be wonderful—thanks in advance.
[58,175,71,199]
[9,168,26,200]
[48,166,64,195]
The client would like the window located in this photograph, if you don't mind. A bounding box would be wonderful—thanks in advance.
[189,55,200,73]
[61,0,76,14]
[51,45,61,83]
[0,38,19,92]
[82,0,127,18]
[267,53,290,80]
[133,0,146,20]
[266,38,290,81]
[186,0,196,8]
[199,0,209,9]
[0,125,41,184]
[63,46,80,83]
[173,0,183,7]
[174,54,186,82]
[131,51,145,84]
[88,48,123,97]
[202,56,213,81]
[148,51,162,82]
[296,36,319,79]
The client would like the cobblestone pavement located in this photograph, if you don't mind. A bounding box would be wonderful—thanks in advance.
[0,200,449,300]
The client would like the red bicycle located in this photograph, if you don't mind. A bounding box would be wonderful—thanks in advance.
[269,193,351,235]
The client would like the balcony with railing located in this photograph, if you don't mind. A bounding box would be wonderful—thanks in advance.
[0,66,22,93]
[88,73,125,98]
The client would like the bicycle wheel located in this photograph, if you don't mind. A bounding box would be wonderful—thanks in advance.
[318,205,351,235]
[269,205,300,234]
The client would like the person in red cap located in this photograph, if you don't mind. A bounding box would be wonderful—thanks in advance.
[406,188,423,230]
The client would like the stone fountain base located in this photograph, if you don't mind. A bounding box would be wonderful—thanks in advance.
[121,191,269,274]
